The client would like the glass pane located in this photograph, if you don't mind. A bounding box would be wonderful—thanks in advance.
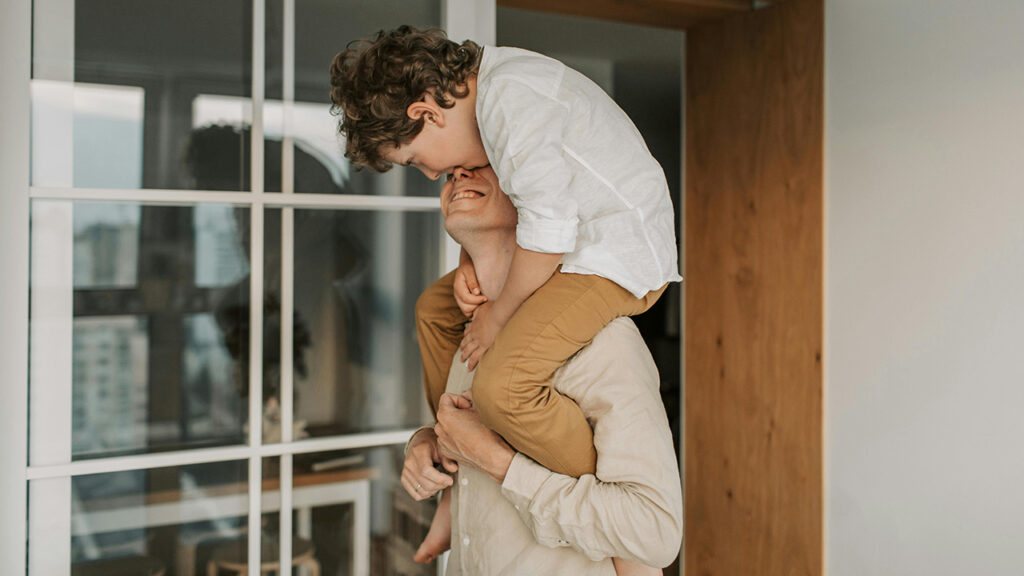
[262,207,440,439]
[260,0,442,195]
[30,201,252,463]
[28,461,248,576]
[32,0,254,190]
[261,447,438,576]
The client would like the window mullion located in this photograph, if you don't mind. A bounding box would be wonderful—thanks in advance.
[279,0,296,570]
[248,0,267,572]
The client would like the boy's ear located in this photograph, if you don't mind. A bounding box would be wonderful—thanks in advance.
[406,94,447,127]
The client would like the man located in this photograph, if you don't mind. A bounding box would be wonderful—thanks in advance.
[403,165,682,574]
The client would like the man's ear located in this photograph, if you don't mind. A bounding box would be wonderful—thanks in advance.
[406,93,447,127]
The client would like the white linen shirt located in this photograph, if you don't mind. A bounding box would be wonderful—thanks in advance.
[475,46,683,298]
[437,318,683,575]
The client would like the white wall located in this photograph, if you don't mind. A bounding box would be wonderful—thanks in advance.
[826,1,1024,574]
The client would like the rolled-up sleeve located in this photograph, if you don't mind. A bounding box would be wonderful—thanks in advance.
[477,77,578,254]
[498,320,684,568]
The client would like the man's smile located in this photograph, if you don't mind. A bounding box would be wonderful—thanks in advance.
[446,177,488,209]
[450,189,484,203]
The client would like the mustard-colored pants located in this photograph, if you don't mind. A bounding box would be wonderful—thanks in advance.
[415,269,666,477]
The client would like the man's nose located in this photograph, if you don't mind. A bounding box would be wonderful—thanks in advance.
[451,166,473,181]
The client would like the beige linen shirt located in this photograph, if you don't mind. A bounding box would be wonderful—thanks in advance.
[439,318,683,575]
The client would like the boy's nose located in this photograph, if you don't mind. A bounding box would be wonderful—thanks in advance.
[418,167,441,181]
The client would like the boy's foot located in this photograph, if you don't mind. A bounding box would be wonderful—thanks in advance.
[414,487,452,563]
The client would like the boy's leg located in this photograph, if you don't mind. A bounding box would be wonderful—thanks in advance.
[415,270,466,417]
[472,272,666,477]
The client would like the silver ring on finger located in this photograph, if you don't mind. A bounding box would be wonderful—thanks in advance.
[416,483,422,491]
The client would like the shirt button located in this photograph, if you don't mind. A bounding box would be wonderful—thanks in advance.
[514,504,520,510]
[463,536,471,546]
[461,477,469,486]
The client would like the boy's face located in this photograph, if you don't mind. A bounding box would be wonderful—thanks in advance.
[382,123,489,181]
[379,92,489,180]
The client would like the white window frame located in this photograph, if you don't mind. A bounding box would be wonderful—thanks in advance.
[2,1,495,575]
[1,1,32,576]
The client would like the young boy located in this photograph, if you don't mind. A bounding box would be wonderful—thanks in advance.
[330,26,681,572]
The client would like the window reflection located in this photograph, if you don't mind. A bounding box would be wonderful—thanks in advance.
[72,316,148,456]
[59,203,251,459]
[54,461,248,575]
[32,0,252,190]
[280,208,440,437]
[194,95,351,190]
[31,81,146,190]
[194,205,249,288]
[73,203,140,288]
[261,447,438,576]
[184,314,246,441]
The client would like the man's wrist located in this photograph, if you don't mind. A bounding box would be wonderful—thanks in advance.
[404,426,436,457]
[483,443,516,484]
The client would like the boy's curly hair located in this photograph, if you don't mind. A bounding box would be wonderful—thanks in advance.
[329,26,482,172]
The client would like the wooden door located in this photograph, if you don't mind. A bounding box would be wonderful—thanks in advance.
[685,0,824,574]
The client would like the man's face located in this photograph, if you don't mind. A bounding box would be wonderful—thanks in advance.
[440,165,517,239]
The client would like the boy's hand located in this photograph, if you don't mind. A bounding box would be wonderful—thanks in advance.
[454,260,487,317]
[459,301,504,371]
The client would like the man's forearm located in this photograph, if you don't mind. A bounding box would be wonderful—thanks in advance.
[476,442,516,485]
[435,393,516,484]
[500,456,682,568]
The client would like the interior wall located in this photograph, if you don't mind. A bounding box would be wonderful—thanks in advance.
[826,1,1024,574]
[685,0,823,574]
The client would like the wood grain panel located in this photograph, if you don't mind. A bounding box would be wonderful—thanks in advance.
[685,0,823,574]
[498,0,750,30]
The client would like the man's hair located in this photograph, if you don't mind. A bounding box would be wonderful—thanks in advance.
[329,26,482,172]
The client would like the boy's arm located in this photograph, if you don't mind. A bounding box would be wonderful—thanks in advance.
[454,247,487,317]
[459,246,562,369]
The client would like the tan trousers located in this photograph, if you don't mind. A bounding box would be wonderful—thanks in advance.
[415,269,666,477]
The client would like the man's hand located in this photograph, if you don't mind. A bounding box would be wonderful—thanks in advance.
[401,428,455,501]
[434,391,515,484]
[454,255,487,317]
[459,301,505,371]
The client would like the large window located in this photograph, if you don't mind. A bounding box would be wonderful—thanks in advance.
[13,2,686,575]
[26,1,450,575]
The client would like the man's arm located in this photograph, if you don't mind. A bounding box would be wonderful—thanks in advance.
[436,318,684,569]
[497,320,683,567]
[499,446,681,568]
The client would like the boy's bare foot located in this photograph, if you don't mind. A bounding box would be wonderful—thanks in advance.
[414,487,452,563]
[612,557,662,576]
